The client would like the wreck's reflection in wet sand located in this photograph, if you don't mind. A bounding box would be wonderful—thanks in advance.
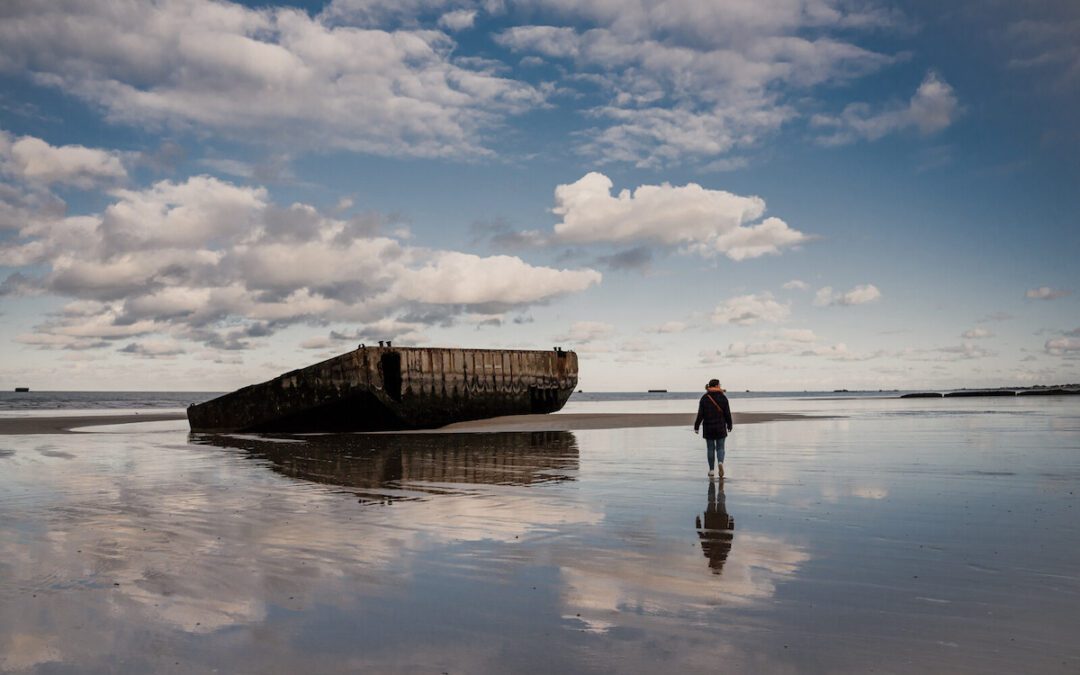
[194,430,581,503]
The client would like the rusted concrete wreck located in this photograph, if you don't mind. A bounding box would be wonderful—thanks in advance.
[187,346,578,433]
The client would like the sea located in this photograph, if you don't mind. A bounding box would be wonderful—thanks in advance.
[1,391,1078,673]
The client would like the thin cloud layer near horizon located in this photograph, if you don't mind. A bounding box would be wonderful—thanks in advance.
[0,0,1077,391]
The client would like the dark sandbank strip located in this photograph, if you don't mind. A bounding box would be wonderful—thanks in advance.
[0,413,187,435]
[377,412,819,434]
[0,411,819,435]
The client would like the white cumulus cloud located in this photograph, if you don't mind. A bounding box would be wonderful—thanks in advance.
[495,0,901,165]
[799,343,884,361]
[1026,286,1071,300]
[0,1,543,159]
[618,338,658,353]
[1,131,127,188]
[1045,337,1080,356]
[712,292,790,325]
[119,340,187,358]
[438,9,478,31]
[812,71,960,145]
[551,172,807,260]
[814,284,881,307]
[554,321,614,343]
[394,252,601,305]
[0,180,67,233]
[961,327,993,339]
[931,343,993,360]
[2,174,601,353]
[724,341,795,358]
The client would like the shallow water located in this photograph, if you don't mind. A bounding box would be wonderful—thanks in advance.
[1,397,1078,673]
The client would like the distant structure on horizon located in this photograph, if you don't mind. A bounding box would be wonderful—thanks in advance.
[901,386,1080,399]
[14,387,29,392]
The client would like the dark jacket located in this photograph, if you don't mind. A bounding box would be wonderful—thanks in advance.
[694,391,733,440]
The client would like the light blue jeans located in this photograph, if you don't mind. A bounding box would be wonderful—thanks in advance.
[706,437,726,470]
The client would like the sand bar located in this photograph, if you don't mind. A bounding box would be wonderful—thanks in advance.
[408,411,815,433]
[0,411,818,435]
[0,412,187,434]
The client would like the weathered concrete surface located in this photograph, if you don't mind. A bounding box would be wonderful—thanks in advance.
[187,346,578,433]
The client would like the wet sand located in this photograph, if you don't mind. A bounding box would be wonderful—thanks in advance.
[0,411,810,434]
[2,397,1078,673]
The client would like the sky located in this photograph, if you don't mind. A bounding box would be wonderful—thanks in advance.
[0,0,1078,392]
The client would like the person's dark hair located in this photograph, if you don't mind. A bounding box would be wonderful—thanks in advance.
[707,378,720,387]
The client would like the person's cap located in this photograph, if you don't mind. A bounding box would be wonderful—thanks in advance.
[707,378,720,387]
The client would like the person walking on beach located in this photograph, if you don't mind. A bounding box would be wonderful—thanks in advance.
[694,379,733,478]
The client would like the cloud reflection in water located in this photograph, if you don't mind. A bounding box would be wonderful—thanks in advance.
[0,426,813,673]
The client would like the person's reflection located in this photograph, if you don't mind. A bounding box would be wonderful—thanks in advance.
[695,479,734,575]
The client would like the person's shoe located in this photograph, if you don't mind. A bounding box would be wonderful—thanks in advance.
[716,463,725,478]
[708,469,716,477]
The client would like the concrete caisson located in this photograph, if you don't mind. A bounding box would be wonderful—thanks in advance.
[187,346,578,433]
